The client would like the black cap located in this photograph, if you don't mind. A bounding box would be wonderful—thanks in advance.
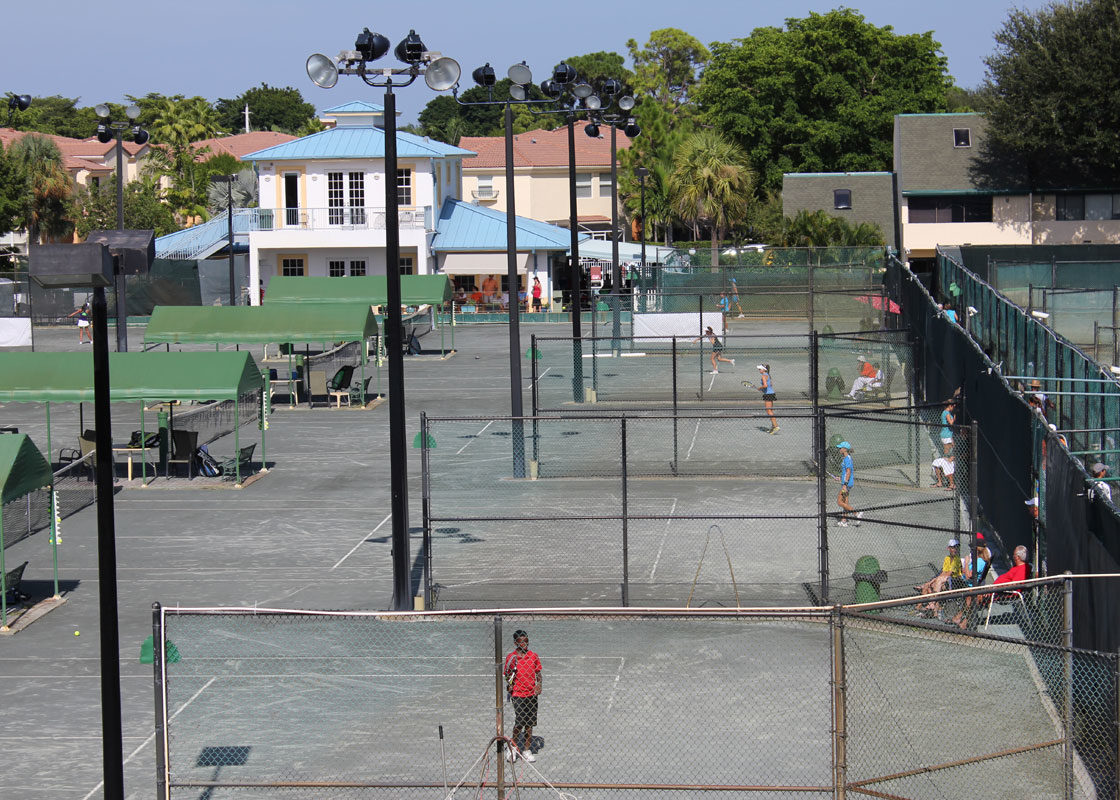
[513,629,528,640]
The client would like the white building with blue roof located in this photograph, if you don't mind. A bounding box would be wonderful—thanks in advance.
[240,101,578,306]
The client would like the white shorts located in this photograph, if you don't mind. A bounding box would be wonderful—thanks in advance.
[77,320,90,328]
[932,457,955,475]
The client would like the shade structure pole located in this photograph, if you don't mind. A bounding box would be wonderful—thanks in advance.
[504,102,526,477]
[567,113,584,402]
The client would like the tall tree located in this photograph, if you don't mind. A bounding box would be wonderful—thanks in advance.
[695,10,951,194]
[75,176,178,238]
[618,98,693,245]
[146,96,222,222]
[417,80,548,142]
[563,51,634,94]
[8,134,74,244]
[972,0,1120,189]
[777,209,885,247]
[626,29,710,113]
[667,130,753,267]
[10,96,100,138]
[215,84,317,134]
[0,144,28,238]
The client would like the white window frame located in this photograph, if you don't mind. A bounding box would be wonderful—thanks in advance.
[575,172,592,199]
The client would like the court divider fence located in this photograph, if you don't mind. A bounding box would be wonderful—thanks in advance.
[152,576,1115,799]
[531,330,914,413]
[419,408,976,610]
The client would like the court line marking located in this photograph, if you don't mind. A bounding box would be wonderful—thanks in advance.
[529,366,551,385]
[649,498,677,581]
[685,420,701,461]
[456,420,494,455]
[79,676,215,800]
[606,657,625,713]
[332,513,392,570]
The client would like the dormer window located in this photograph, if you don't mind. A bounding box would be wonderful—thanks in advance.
[833,189,852,210]
[953,128,971,148]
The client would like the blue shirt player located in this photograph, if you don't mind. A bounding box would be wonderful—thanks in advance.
[835,441,861,526]
[718,292,731,316]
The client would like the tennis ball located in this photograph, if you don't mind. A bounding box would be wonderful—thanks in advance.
[475,355,480,359]
[74,630,80,636]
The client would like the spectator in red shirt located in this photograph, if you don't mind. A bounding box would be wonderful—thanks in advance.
[994,545,1031,585]
[503,629,542,762]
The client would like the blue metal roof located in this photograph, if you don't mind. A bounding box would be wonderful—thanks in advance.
[432,198,587,252]
[242,126,475,161]
[323,101,385,114]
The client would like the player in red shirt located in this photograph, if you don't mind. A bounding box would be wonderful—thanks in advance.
[503,629,542,762]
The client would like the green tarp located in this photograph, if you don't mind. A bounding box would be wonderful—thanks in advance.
[144,305,378,345]
[0,434,52,506]
[265,275,452,306]
[0,352,264,403]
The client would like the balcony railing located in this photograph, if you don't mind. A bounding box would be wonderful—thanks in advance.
[252,207,428,232]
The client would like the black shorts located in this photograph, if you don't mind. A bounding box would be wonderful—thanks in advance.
[532,297,542,309]
[512,695,538,727]
[763,393,776,402]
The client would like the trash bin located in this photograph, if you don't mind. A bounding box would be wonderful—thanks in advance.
[852,555,888,604]
[826,368,845,400]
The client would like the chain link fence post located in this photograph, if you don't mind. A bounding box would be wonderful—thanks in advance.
[421,412,432,608]
[831,606,847,799]
[1065,573,1075,800]
[817,407,829,603]
[621,417,630,607]
[494,614,505,798]
[152,602,169,800]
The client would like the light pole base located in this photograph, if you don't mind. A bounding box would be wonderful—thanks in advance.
[586,388,597,404]
[529,460,539,481]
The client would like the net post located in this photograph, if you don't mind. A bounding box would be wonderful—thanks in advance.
[1063,573,1074,800]
[808,261,815,333]
[817,408,829,603]
[830,606,847,799]
[621,417,630,607]
[530,334,538,416]
[420,412,432,609]
[152,602,170,800]
[494,614,506,797]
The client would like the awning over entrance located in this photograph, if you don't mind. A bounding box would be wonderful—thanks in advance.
[263,275,453,307]
[438,252,531,275]
[144,305,378,344]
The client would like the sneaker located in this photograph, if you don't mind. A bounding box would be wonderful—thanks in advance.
[837,520,849,527]
[737,314,745,318]
[730,359,736,366]
[855,511,863,526]
[710,370,719,374]
[508,748,519,762]
[769,426,780,434]
[523,751,536,762]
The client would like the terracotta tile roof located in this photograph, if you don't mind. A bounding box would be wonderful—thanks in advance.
[191,131,298,161]
[0,128,129,172]
[460,120,631,169]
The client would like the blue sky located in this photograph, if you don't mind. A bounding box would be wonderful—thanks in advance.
[4,0,1047,126]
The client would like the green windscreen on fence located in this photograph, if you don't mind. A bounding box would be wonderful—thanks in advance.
[0,351,263,403]
[144,304,377,345]
[264,275,452,306]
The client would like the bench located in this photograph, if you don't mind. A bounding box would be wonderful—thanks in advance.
[3,561,29,604]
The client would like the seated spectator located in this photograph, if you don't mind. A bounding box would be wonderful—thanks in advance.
[915,538,965,613]
[931,453,956,490]
[1089,462,1112,503]
[993,545,1031,585]
[950,535,992,629]
[846,357,883,399]
[500,290,509,310]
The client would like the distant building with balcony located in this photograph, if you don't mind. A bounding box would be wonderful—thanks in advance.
[783,112,1120,270]
[241,101,474,303]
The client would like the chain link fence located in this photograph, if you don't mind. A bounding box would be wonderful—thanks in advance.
[2,450,96,548]
[153,585,1110,799]
[531,331,914,414]
[420,406,970,610]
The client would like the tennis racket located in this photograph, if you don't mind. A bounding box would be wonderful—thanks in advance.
[741,380,758,389]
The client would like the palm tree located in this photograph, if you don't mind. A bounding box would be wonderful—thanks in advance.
[667,130,753,267]
[8,134,74,244]
[206,167,257,215]
[147,96,223,222]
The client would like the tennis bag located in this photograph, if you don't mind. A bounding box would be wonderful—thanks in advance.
[195,444,223,477]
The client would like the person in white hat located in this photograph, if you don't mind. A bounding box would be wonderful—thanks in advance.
[752,364,779,434]
[1089,462,1112,503]
[915,538,965,614]
[846,356,882,400]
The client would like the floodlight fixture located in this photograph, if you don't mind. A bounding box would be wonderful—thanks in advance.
[540,79,562,99]
[306,53,339,88]
[395,29,425,64]
[552,63,576,85]
[355,28,390,62]
[126,104,141,121]
[472,63,496,87]
[132,126,149,145]
[508,61,532,86]
[600,78,621,97]
[623,117,640,137]
[635,166,650,179]
[572,82,593,99]
[96,123,113,144]
[584,121,600,137]
[425,57,461,91]
[618,95,635,111]
[7,93,30,112]
[94,103,111,119]
[509,84,528,101]
[585,95,602,111]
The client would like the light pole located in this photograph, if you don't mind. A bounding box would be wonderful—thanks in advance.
[95,104,149,352]
[636,166,649,270]
[584,89,639,353]
[308,28,460,611]
[210,174,238,306]
[453,62,552,478]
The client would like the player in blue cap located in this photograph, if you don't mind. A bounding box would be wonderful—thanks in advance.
[835,441,861,526]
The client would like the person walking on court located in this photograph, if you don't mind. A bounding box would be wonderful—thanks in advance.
[835,441,861,526]
[68,301,92,343]
[753,364,779,434]
[504,629,542,762]
[729,277,745,318]
[694,326,734,374]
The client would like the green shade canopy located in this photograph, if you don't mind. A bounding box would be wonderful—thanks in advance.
[0,434,52,505]
[265,275,452,307]
[0,352,264,403]
[144,305,378,345]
